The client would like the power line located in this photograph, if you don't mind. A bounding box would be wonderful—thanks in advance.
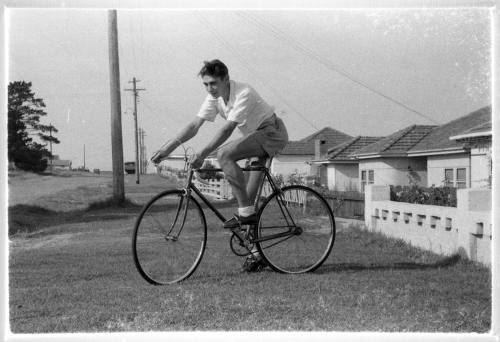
[140,97,184,144]
[235,11,440,125]
[196,12,320,132]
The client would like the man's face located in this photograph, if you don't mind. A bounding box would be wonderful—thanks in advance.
[202,75,229,99]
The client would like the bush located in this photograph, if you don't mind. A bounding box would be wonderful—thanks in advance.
[13,145,48,172]
[198,162,223,180]
[390,185,457,207]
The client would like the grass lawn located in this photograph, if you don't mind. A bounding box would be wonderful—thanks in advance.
[7,174,491,333]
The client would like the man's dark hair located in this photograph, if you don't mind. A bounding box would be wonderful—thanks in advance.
[198,59,229,79]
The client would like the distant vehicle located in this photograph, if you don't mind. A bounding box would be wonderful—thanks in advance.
[125,161,136,174]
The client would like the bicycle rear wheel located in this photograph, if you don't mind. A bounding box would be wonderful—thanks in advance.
[256,185,335,273]
[132,190,207,285]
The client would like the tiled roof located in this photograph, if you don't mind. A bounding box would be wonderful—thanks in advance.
[455,120,492,136]
[279,127,352,156]
[327,136,383,161]
[409,106,491,153]
[300,126,352,144]
[353,125,436,157]
[279,141,313,155]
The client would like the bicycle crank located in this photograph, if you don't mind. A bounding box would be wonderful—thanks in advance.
[229,232,254,257]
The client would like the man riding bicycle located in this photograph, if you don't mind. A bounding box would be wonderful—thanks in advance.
[151,59,289,271]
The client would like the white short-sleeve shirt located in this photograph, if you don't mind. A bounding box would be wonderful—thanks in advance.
[197,80,274,136]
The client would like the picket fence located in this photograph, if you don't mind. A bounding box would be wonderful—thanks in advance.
[192,178,232,200]
[192,178,365,219]
[193,178,306,205]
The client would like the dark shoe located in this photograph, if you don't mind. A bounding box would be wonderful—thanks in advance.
[223,213,259,229]
[242,255,267,272]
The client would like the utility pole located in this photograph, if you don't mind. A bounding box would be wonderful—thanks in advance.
[138,127,142,174]
[49,123,53,172]
[108,9,125,202]
[139,128,147,174]
[138,127,144,174]
[142,129,147,174]
[83,144,86,170]
[125,77,145,184]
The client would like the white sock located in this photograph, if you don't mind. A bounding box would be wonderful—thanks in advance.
[238,205,255,217]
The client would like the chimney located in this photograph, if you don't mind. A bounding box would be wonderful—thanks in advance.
[315,139,327,159]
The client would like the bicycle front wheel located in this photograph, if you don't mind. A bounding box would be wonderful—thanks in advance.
[256,185,335,274]
[132,190,207,285]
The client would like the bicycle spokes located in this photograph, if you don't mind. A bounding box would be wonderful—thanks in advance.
[132,190,207,285]
[256,185,335,274]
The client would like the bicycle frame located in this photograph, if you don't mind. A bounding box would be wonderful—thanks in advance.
[179,163,298,244]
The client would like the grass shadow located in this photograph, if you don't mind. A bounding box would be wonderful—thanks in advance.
[316,253,464,274]
[8,198,145,236]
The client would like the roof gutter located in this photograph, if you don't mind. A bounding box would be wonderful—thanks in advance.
[354,152,408,160]
[309,159,358,165]
[449,131,492,140]
[407,147,466,157]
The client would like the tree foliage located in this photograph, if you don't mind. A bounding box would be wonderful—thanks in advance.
[8,81,60,172]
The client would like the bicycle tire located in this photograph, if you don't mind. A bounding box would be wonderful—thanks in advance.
[256,185,335,274]
[132,189,207,285]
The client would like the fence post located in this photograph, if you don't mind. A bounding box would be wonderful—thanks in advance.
[364,185,390,231]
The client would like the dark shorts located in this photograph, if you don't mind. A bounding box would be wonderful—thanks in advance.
[246,114,289,157]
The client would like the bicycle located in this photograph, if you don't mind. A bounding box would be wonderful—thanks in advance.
[132,144,336,285]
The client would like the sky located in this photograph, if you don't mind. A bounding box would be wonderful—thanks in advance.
[7,7,492,171]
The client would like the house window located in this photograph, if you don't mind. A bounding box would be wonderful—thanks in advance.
[456,168,466,189]
[444,168,467,188]
[444,168,454,187]
[368,170,374,184]
[361,170,374,192]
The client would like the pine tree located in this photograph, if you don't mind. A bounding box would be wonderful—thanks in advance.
[8,81,60,172]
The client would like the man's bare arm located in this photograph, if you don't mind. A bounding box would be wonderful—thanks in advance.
[198,121,238,159]
[152,117,205,162]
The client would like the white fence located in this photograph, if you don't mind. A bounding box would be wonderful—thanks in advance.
[364,185,492,266]
[192,178,233,200]
[261,183,307,205]
[193,178,307,205]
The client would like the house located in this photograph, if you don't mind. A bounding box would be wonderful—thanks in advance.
[311,136,383,191]
[352,125,437,191]
[449,121,492,188]
[408,106,491,188]
[271,127,352,178]
[44,155,72,170]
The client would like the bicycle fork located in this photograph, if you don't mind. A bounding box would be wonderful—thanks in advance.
[164,189,191,241]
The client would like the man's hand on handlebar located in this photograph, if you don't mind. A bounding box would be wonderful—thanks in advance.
[190,153,205,170]
[151,150,166,165]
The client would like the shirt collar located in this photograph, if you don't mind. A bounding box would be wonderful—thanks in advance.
[226,80,236,108]
[217,80,235,113]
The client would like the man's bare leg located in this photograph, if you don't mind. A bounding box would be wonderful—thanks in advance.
[246,156,268,207]
[217,138,267,209]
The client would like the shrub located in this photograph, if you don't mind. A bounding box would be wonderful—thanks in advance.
[13,145,48,172]
[390,185,457,207]
[198,161,223,180]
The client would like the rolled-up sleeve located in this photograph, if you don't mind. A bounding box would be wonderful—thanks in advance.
[197,95,220,122]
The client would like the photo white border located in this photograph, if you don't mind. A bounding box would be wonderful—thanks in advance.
[1,1,498,341]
